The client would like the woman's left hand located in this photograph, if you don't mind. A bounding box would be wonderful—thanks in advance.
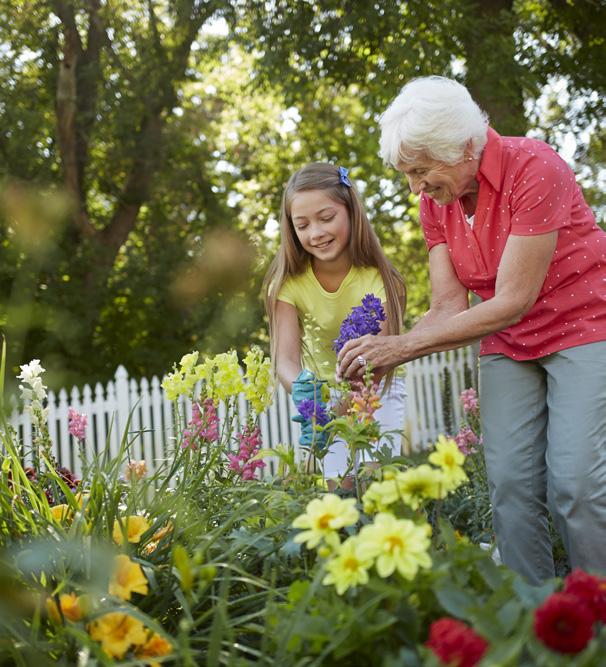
[337,334,404,380]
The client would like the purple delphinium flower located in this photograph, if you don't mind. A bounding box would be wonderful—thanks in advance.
[332,293,386,353]
[296,398,331,426]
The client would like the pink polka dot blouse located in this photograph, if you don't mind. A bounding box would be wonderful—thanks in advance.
[420,127,606,360]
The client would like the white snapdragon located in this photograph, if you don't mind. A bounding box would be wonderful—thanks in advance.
[17,359,48,428]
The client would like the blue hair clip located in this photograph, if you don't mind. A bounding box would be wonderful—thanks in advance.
[338,166,352,187]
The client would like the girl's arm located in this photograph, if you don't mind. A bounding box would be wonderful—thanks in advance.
[275,300,303,393]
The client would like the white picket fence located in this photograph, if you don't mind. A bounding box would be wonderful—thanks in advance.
[6,347,477,474]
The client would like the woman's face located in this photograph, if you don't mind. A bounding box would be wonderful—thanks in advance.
[397,153,479,205]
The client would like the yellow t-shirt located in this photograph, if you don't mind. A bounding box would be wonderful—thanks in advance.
[277,264,386,381]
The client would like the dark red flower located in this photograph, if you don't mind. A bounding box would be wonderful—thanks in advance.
[563,569,606,624]
[426,617,488,667]
[534,592,594,654]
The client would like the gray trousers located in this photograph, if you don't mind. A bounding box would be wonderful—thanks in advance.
[480,341,606,585]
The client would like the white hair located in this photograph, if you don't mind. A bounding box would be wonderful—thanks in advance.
[379,76,489,167]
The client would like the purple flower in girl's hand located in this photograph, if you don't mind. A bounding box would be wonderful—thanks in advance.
[296,398,331,426]
[332,293,386,353]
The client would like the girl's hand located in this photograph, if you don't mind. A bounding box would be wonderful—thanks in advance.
[337,334,405,379]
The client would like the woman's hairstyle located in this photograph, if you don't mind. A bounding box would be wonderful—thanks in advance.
[263,163,405,385]
[379,76,489,167]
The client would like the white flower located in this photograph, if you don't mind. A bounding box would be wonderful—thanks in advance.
[17,359,45,384]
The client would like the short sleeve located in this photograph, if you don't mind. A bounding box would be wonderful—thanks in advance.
[510,146,575,236]
[277,278,296,306]
[420,194,446,250]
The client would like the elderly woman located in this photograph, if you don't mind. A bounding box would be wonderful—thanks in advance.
[338,76,606,584]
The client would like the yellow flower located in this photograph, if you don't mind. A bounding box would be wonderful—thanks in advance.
[292,494,359,549]
[208,351,245,402]
[143,521,174,555]
[179,351,199,373]
[361,479,399,514]
[135,632,173,667]
[50,504,70,522]
[243,346,274,413]
[357,513,432,580]
[109,554,148,600]
[428,436,468,491]
[323,537,373,595]
[46,592,86,622]
[395,464,446,510]
[160,370,190,401]
[112,515,151,544]
[88,611,147,659]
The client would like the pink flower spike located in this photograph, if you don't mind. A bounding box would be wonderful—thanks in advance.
[68,408,88,441]
[460,388,479,414]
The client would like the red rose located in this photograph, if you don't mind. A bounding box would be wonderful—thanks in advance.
[426,617,488,667]
[534,592,594,654]
[563,569,606,624]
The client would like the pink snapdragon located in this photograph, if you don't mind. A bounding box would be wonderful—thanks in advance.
[68,408,88,441]
[454,425,482,455]
[460,388,479,414]
[183,399,220,449]
[348,381,382,424]
[227,424,265,480]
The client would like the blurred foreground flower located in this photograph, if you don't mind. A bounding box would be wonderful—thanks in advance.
[46,592,87,623]
[112,515,151,545]
[426,617,488,667]
[88,612,147,659]
[534,592,594,654]
[136,632,173,666]
[109,554,148,600]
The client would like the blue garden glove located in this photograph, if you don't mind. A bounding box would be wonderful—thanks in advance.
[291,369,328,451]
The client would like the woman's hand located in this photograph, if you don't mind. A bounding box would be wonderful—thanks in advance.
[336,334,406,380]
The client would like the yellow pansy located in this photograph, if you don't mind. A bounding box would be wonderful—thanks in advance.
[395,464,446,510]
[109,554,148,600]
[112,515,151,545]
[323,537,373,595]
[361,479,399,514]
[357,513,432,580]
[292,494,359,550]
[46,592,86,622]
[428,435,468,491]
[88,612,147,659]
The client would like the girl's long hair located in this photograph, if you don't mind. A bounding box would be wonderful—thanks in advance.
[263,163,406,386]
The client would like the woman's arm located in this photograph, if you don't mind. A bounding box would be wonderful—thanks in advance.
[275,300,303,393]
[337,231,558,377]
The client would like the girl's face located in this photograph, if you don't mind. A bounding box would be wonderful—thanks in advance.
[290,189,351,265]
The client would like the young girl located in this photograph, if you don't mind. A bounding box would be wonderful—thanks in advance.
[263,163,407,478]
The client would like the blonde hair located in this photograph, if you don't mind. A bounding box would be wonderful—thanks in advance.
[263,163,406,387]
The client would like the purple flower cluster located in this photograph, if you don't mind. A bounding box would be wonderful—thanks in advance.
[297,398,331,426]
[332,293,386,353]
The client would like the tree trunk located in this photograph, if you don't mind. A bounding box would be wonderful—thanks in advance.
[460,0,528,136]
